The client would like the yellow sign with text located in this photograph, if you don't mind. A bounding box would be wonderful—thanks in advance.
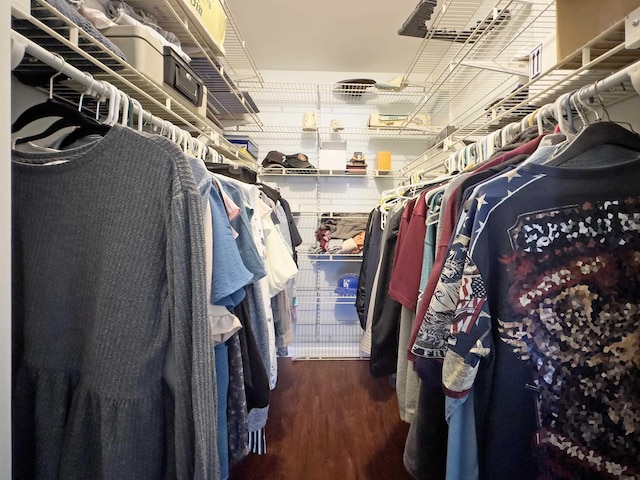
[183,0,227,55]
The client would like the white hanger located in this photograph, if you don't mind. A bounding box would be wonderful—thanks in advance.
[501,122,518,146]
[570,90,589,131]
[197,139,208,160]
[130,98,144,131]
[489,130,501,156]
[574,85,601,124]
[447,152,456,173]
[77,73,97,113]
[553,92,572,136]
[120,92,130,127]
[104,83,120,126]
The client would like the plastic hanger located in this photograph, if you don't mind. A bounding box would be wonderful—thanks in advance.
[566,92,579,134]
[56,77,114,148]
[131,99,144,131]
[12,56,110,146]
[119,93,131,127]
[544,121,640,166]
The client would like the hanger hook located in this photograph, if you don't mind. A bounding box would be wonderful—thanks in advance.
[565,91,578,135]
[581,91,601,123]
[78,72,96,112]
[131,99,144,131]
[553,93,572,136]
[570,89,589,130]
[592,82,611,122]
[49,53,66,100]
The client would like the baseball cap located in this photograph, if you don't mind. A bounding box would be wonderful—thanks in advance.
[284,153,315,169]
[262,150,287,168]
[334,273,359,296]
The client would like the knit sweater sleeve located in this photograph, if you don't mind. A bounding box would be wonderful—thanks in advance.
[168,157,219,479]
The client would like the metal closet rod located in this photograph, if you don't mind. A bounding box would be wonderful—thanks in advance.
[10,30,223,161]
[424,58,640,176]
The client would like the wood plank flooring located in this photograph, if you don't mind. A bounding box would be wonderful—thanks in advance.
[230,358,415,480]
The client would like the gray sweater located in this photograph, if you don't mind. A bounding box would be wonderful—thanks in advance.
[12,124,219,479]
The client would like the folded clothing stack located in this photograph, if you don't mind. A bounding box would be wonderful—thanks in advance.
[309,213,368,254]
[346,153,367,174]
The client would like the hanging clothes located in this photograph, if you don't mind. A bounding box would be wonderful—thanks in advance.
[356,208,383,328]
[402,126,640,480]
[368,205,405,377]
[438,157,640,479]
[12,124,219,479]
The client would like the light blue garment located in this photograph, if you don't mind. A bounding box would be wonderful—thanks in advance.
[216,177,267,283]
[187,157,212,215]
[273,200,293,254]
[209,185,254,309]
[214,343,230,480]
[520,143,562,165]
[445,389,479,480]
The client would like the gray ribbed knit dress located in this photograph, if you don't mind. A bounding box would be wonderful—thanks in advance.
[12,125,219,479]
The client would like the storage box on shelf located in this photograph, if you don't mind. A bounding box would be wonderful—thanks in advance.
[102,25,207,117]
[112,0,261,125]
[123,0,226,58]
[12,0,261,171]
[318,141,348,171]
[224,135,259,160]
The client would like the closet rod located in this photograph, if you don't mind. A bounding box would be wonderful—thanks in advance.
[10,30,222,161]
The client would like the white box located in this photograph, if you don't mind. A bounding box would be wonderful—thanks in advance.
[318,141,347,170]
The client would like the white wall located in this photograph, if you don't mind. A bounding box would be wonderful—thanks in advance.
[1,2,12,477]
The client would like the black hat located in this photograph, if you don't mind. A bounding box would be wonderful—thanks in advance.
[262,150,287,168]
[284,153,314,169]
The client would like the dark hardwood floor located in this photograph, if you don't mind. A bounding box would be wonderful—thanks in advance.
[230,358,415,480]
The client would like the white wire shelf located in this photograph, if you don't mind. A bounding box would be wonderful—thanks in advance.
[104,0,262,125]
[218,1,263,83]
[399,0,556,127]
[294,287,359,304]
[111,0,263,83]
[400,17,640,176]
[235,80,429,107]
[12,0,258,169]
[225,125,437,142]
[301,253,364,262]
[260,167,401,178]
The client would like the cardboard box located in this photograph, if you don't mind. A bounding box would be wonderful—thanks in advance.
[556,0,640,61]
[318,141,347,170]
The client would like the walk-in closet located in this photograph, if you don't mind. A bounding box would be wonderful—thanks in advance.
[5,0,640,478]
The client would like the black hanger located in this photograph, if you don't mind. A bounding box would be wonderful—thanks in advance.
[57,120,110,148]
[12,98,110,146]
[545,121,640,166]
[206,162,257,184]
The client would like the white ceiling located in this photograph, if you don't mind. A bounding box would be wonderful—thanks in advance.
[227,0,426,74]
